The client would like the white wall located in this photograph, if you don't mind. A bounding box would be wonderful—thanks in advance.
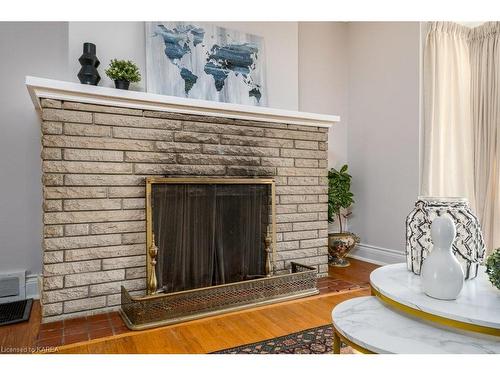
[68,22,299,110]
[0,21,302,297]
[0,22,69,295]
[298,22,348,169]
[347,22,421,264]
[69,23,146,91]
[0,21,422,297]
[298,22,349,233]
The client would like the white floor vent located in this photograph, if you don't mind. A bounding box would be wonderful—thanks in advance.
[0,271,26,303]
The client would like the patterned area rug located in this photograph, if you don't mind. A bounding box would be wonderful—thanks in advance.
[212,324,352,354]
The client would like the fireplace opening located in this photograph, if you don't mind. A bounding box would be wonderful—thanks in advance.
[146,178,276,295]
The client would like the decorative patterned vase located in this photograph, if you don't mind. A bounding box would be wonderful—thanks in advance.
[406,197,485,279]
[421,215,464,300]
[77,42,100,85]
[328,232,360,267]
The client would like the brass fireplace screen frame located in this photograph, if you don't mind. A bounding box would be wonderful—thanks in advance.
[120,177,318,330]
[145,177,277,295]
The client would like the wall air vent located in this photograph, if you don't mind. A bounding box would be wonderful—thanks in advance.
[0,271,26,303]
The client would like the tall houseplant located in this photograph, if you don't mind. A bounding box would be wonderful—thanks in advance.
[327,165,359,267]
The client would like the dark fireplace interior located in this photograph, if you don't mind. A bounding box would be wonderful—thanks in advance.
[151,182,271,293]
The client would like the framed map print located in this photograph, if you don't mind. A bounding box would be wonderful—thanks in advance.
[145,22,267,106]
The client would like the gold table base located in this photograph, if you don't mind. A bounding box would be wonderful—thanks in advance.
[371,287,500,337]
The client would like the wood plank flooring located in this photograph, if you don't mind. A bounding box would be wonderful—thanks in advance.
[329,258,379,287]
[0,258,378,354]
[0,298,41,353]
[58,289,370,354]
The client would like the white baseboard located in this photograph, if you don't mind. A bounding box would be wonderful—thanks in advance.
[348,243,405,266]
[25,274,40,299]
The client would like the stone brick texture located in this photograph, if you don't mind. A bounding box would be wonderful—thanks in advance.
[38,98,329,321]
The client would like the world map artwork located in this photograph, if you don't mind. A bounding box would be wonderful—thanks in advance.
[145,22,267,106]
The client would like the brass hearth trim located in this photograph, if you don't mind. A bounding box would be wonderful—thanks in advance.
[121,262,318,330]
[145,177,277,295]
[129,264,314,302]
[120,289,319,331]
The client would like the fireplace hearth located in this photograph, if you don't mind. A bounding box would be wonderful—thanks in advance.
[28,77,336,322]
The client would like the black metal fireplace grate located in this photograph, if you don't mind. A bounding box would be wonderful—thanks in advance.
[0,298,32,326]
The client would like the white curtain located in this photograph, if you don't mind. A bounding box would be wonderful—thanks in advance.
[422,21,500,255]
[469,23,500,254]
[422,22,476,205]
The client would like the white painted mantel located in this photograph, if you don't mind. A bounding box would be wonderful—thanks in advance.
[26,76,339,128]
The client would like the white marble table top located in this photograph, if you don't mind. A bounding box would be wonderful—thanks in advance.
[332,296,500,354]
[370,263,500,330]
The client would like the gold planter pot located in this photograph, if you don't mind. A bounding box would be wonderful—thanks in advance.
[328,232,360,267]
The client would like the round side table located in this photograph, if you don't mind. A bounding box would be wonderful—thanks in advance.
[331,263,500,354]
[331,296,500,354]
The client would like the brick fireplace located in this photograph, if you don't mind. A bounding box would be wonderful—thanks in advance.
[27,77,338,322]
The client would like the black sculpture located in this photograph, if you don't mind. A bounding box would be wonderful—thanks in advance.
[77,42,100,85]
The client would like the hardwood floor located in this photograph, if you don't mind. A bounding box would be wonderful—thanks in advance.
[0,299,41,353]
[0,258,378,354]
[58,289,370,354]
[329,258,379,287]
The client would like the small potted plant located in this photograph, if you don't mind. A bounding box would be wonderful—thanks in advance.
[105,59,141,90]
[486,248,500,290]
[328,164,360,267]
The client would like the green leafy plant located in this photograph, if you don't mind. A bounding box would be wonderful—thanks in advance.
[105,59,141,83]
[486,248,500,290]
[328,164,354,233]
